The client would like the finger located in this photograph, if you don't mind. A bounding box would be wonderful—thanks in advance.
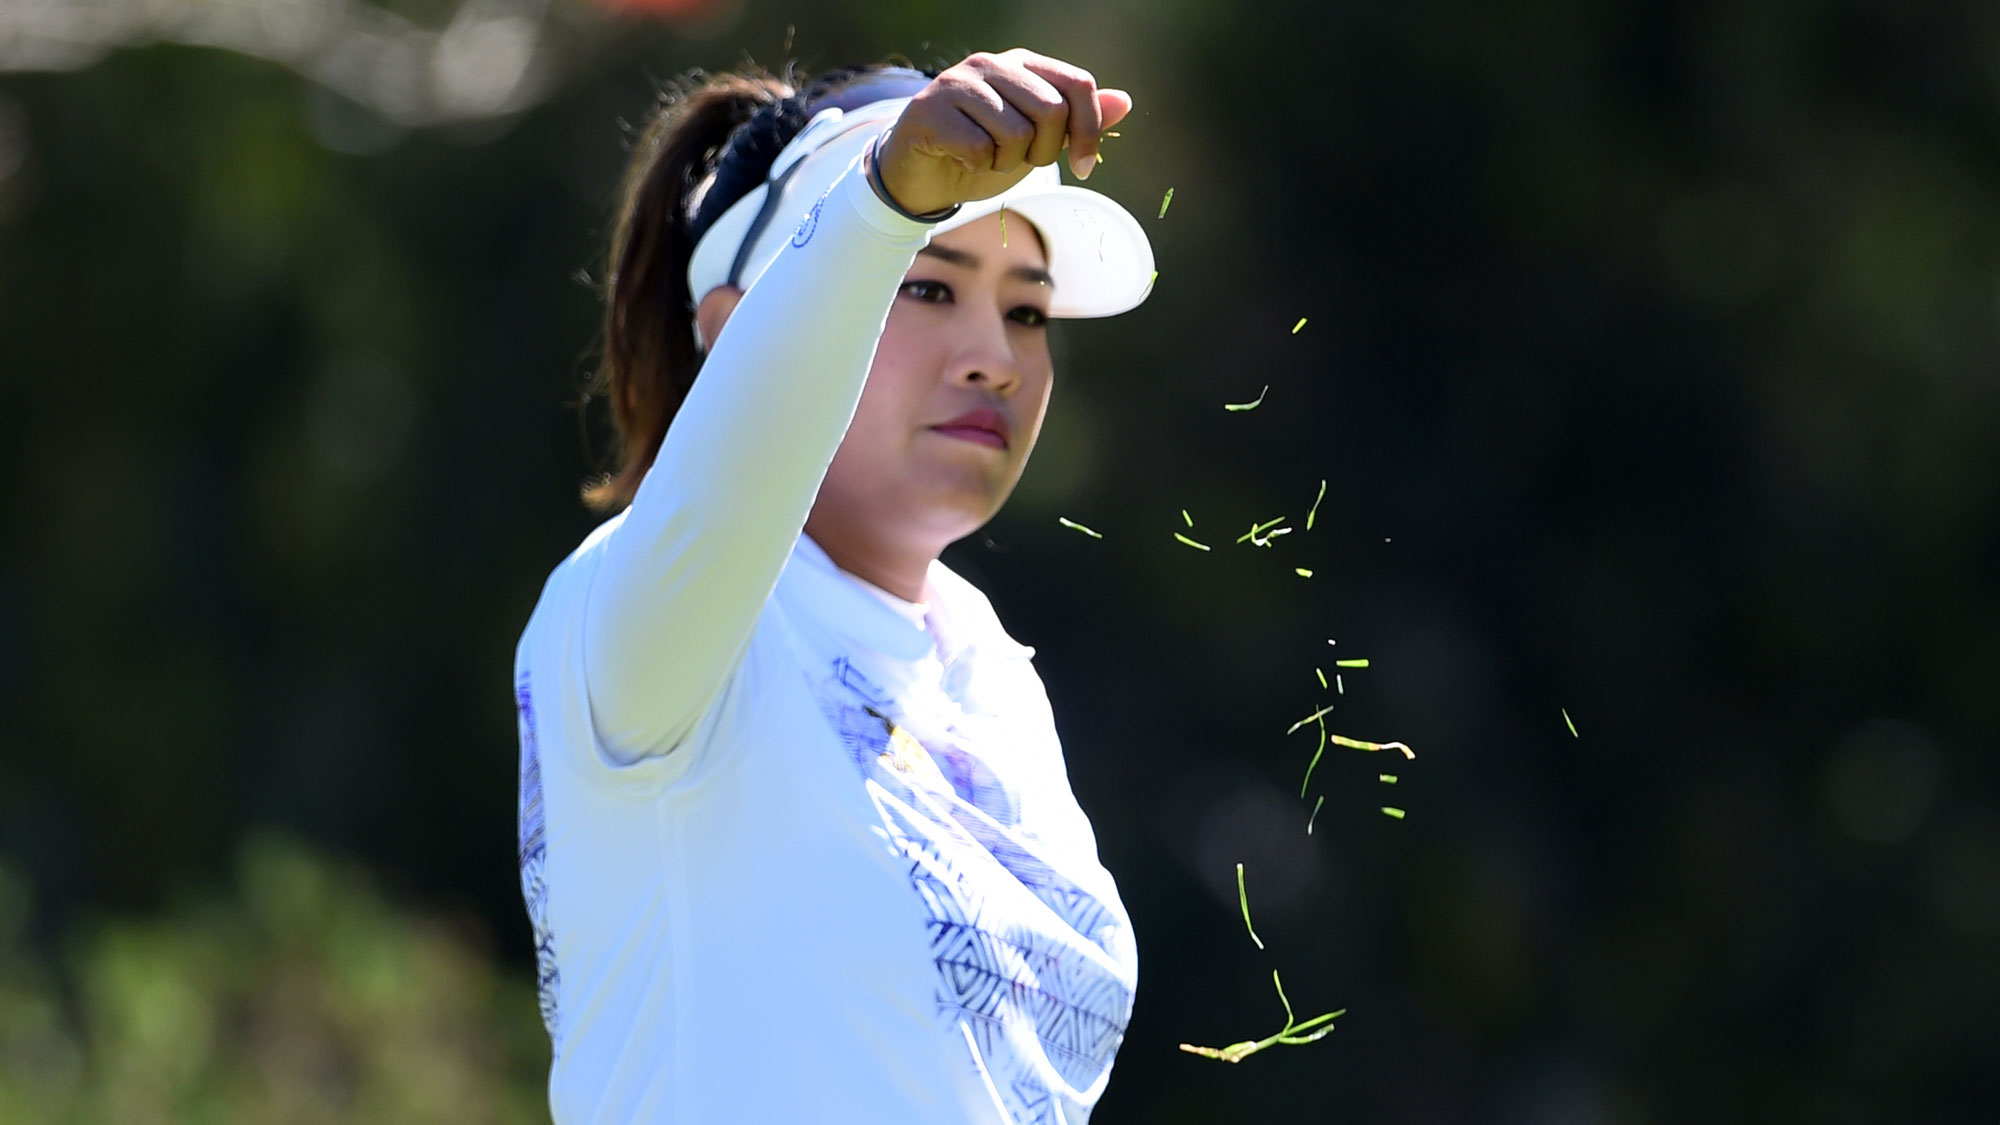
[981,68,1072,170]
[942,75,1040,173]
[899,103,997,177]
[1098,88,1133,131]
[1016,56,1103,179]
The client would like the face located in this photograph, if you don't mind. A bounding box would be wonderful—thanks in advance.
[809,211,1056,553]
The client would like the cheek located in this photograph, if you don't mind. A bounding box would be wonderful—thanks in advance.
[1016,356,1056,442]
[845,314,937,444]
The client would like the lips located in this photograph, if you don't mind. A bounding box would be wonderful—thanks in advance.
[930,407,1011,450]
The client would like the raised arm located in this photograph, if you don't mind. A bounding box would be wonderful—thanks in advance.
[580,54,1127,763]
[582,160,927,761]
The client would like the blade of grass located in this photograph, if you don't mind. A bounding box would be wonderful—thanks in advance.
[1307,795,1324,834]
[1173,532,1211,551]
[1159,187,1174,219]
[1056,516,1102,539]
[1286,704,1337,735]
[1292,317,1308,334]
[1295,568,1313,578]
[1236,517,1289,545]
[1306,479,1326,530]
[1224,385,1268,412]
[1331,733,1415,760]
[1334,659,1369,668]
[1236,863,1263,950]
[1314,667,1327,690]
[1276,1018,1342,1046]
[1381,807,1406,819]
[1563,707,1579,738]
[1179,970,1345,1064]
[1181,509,1193,527]
[1299,712,1328,796]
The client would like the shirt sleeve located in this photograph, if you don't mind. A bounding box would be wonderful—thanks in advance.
[580,152,934,764]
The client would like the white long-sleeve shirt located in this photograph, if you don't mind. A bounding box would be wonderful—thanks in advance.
[513,154,1137,1124]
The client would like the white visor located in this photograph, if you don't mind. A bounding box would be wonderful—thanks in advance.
[685,95,1154,327]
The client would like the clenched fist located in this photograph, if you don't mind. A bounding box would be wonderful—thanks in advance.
[867,49,1133,217]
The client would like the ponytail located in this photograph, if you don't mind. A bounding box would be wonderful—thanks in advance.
[583,62,904,512]
[584,70,791,512]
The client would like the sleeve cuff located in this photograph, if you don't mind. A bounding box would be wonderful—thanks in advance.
[835,136,940,246]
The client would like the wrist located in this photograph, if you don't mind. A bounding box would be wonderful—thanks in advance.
[865,134,961,224]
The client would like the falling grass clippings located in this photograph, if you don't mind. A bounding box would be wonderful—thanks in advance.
[1173,532,1211,552]
[1235,863,1263,950]
[1223,386,1268,412]
[1291,707,1333,797]
[1285,705,1338,736]
[1381,807,1406,820]
[1056,517,1102,539]
[1306,478,1326,531]
[1159,187,1174,219]
[1235,517,1288,546]
[1307,795,1324,834]
[1563,708,1579,738]
[1331,733,1415,760]
[1178,970,1344,1064]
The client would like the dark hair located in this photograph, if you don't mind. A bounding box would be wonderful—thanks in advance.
[582,62,913,512]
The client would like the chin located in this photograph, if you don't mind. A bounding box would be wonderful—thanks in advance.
[925,500,1001,546]
[910,485,1009,545]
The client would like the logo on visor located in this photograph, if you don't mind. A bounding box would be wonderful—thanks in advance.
[791,191,827,248]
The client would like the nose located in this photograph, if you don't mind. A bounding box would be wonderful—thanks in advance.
[942,310,1024,397]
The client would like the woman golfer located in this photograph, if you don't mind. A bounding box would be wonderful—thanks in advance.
[513,49,1152,1123]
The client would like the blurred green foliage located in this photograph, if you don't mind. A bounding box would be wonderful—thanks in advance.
[0,838,546,1124]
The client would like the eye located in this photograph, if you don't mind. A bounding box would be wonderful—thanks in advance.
[900,279,952,303]
[1008,305,1051,329]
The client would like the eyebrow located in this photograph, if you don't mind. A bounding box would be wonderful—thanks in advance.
[916,244,1054,289]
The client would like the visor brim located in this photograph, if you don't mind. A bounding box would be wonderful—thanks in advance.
[938,172,1155,319]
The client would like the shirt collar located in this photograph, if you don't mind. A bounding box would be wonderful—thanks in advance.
[783,534,935,665]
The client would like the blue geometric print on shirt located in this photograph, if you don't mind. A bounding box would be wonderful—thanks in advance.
[813,664,1136,1125]
[515,673,562,1051]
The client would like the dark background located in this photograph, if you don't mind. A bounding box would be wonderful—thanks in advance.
[2,0,1996,1120]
